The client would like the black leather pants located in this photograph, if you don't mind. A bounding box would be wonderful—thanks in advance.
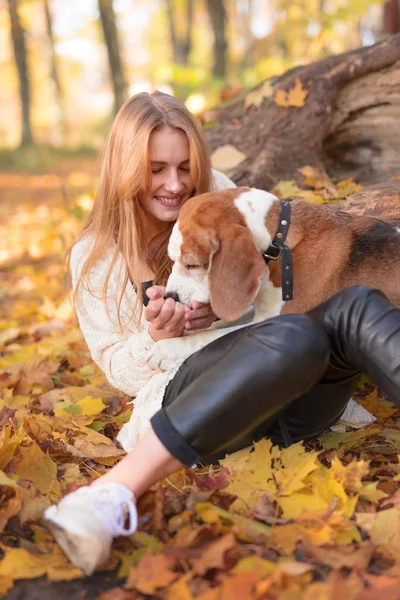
[150,286,400,466]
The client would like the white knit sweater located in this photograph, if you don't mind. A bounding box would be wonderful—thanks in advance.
[71,169,374,453]
[70,170,237,451]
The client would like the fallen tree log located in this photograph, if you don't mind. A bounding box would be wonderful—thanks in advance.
[205,34,400,192]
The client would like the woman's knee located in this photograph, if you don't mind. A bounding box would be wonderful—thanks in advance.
[337,285,385,307]
[248,313,331,369]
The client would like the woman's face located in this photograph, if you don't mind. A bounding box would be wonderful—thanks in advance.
[140,125,195,232]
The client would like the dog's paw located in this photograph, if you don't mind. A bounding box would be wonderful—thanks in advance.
[148,341,169,370]
[148,338,190,371]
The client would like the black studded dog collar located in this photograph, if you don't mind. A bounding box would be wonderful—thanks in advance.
[261,199,293,302]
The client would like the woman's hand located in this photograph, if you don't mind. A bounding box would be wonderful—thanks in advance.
[145,286,191,342]
[184,301,217,331]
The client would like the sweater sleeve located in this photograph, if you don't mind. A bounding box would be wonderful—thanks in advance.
[70,238,160,397]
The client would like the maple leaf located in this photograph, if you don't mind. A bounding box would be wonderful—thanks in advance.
[126,552,178,595]
[15,442,57,494]
[191,533,236,575]
[275,78,309,107]
[244,80,274,109]
[14,358,60,395]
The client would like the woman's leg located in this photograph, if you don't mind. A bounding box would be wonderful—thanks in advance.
[44,313,330,574]
[151,313,331,464]
[267,285,400,442]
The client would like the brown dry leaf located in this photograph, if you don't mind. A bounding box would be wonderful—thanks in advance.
[356,506,400,561]
[96,589,137,600]
[244,80,274,109]
[0,491,21,534]
[275,78,309,107]
[14,442,57,494]
[0,328,21,348]
[191,533,236,575]
[219,571,259,599]
[126,552,178,595]
[304,541,375,570]
[381,488,400,508]
[14,358,60,395]
[210,145,246,172]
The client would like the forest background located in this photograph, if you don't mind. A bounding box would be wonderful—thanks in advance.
[2,1,400,599]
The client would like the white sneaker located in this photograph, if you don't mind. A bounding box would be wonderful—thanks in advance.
[43,482,137,576]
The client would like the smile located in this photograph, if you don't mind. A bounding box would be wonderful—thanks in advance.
[155,196,183,207]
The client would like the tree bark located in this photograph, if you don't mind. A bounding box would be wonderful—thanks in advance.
[205,34,400,190]
[7,0,34,147]
[206,0,227,78]
[43,0,66,142]
[165,0,193,65]
[327,181,400,224]
[98,0,127,115]
[383,0,400,34]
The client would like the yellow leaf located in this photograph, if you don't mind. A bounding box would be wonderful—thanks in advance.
[15,442,57,494]
[244,80,274,109]
[357,506,400,561]
[220,439,276,511]
[75,396,106,417]
[298,165,337,196]
[0,545,83,581]
[0,575,13,595]
[274,442,320,496]
[337,177,362,198]
[272,180,302,198]
[210,145,246,172]
[0,546,47,580]
[0,427,25,471]
[275,78,309,108]
[232,556,276,577]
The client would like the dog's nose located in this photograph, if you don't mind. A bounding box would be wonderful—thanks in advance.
[163,291,180,302]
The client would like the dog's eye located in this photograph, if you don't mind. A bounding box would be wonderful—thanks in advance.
[185,264,199,270]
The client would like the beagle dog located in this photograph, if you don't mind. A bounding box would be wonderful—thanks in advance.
[148,187,400,370]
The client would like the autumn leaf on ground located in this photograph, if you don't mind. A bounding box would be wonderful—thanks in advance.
[14,358,60,395]
[210,145,247,172]
[14,442,57,495]
[275,78,309,107]
[244,80,274,109]
[126,552,178,595]
[298,165,338,197]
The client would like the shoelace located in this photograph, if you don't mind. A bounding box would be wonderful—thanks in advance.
[92,490,137,537]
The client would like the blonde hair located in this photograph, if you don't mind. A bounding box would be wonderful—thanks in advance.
[70,91,211,327]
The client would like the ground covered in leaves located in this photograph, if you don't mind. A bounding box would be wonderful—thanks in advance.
[1,159,400,599]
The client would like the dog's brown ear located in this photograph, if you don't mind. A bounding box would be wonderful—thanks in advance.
[208,225,266,320]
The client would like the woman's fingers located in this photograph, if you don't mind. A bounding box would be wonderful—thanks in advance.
[185,303,216,330]
[146,285,166,301]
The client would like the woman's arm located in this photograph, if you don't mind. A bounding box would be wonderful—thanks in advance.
[70,239,162,397]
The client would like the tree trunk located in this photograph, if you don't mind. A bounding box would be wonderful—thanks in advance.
[206,0,227,78]
[98,0,127,116]
[43,0,66,143]
[383,0,400,34]
[165,0,193,65]
[205,34,400,190]
[7,0,34,147]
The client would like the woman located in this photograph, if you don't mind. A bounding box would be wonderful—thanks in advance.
[44,91,400,576]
